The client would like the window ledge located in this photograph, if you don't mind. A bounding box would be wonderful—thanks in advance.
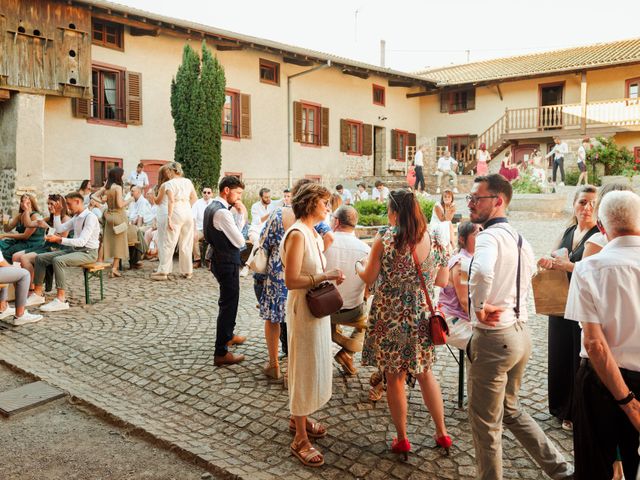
[87,118,127,128]
[300,142,322,149]
[222,134,241,142]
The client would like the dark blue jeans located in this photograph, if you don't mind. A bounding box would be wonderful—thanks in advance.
[415,165,425,191]
[211,262,240,357]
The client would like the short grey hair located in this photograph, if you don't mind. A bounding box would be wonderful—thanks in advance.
[334,205,358,228]
[599,191,640,235]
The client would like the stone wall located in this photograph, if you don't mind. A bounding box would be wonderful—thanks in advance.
[0,168,17,213]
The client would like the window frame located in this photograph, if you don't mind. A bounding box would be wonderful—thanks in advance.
[89,62,126,126]
[626,77,640,99]
[393,129,409,160]
[90,156,123,188]
[222,89,240,140]
[304,174,322,183]
[224,171,243,180]
[259,59,280,86]
[91,19,124,51]
[301,102,322,147]
[442,87,475,114]
[372,84,386,106]
[345,119,363,155]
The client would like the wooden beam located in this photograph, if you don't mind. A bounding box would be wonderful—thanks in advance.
[342,69,369,79]
[216,45,244,51]
[0,89,10,102]
[129,27,159,37]
[580,71,588,134]
[389,79,414,88]
[496,84,503,101]
[283,56,313,67]
[406,89,439,98]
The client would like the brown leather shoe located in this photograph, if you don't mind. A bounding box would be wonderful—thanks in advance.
[335,349,357,376]
[214,352,245,367]
[226,335,247,347]
[193,260,201,269]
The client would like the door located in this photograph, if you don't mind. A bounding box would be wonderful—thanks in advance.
[539,82,564,129]
[141,159,169,190]
[373,126,385,176]
[512,144,538,167]
[448,135,477,173]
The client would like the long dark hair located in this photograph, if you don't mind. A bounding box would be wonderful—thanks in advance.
[388,189,426,253]
[105,167,124,189]
[47,194,68,225]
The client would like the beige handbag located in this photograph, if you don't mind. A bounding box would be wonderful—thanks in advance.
[113,222,128,235]
[532,268,569,316]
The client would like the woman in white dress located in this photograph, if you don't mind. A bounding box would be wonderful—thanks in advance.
[151,162,197,280]
[281,183,344,468]
[429,189,456,251]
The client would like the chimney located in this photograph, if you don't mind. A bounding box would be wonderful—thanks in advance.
[380,39,386,67]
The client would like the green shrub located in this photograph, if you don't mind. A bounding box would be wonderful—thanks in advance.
[354,197,435,224]
[564,170,601,187]
[354,199,387,216]
[512,173,543,194]
[358,214,388,226]
[591,137,634,176]
[418,198,435,222]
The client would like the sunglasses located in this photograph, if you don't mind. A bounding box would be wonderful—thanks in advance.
[577,199,595,208]
[202,191,212,194]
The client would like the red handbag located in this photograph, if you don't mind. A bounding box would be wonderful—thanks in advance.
[412,250,449,345]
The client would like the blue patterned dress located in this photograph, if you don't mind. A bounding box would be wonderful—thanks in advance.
[362,228,449,375]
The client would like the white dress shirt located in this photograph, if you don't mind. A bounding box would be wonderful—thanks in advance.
[565,235,640,371]
[546,142,569,160]
[577,145,587,163]
[192,197,213,231]
[340,189,353,204]
[127,170,149,188]
[371,186,390,201]
[324,232,370,309]
[437,156,457,172]
[469,222,535,329]
[356,189,369,202]
[212,197,246,249]
[128,196,152,224]
[414,150,424,167]
[54,209,101,250]
[250,201,274,227]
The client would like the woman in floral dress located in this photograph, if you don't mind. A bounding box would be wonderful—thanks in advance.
[357,189,452,458]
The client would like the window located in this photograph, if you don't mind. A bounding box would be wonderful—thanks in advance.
[223,90,240,138]
[92,19,124,50]
[626,77,640,99]
[301,103,321,145]
[393,130,409,160]
[373,84,385,106]
[224,171,243,180]
[340,120,363,155]
[259,59,280,86]
[91,66,125,122]
[91,156,122,187]
[305,174,322,183]
[440,88,476,113]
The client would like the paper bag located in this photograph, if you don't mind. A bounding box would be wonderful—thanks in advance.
[532,268,569,317]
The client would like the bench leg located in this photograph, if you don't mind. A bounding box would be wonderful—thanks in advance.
[99,270,104,301]
[84,269,90,305]
[458,349,465,408]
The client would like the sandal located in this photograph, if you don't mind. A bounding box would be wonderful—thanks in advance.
[289,419,327,438]
[369,382,386,403]
[109,270,122,278]
[290,439,324,468]
[370,371,384,387]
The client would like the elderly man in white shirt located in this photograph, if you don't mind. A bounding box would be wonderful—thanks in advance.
[325,206,371,375]
[435,150,458,194]
[128,186,152,227]
[467,174,573,480]
[545,136,569,186]
[565,190,640,480]
[127,163,150,189]
[191,186,214,268]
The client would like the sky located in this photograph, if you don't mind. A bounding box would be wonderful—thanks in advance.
[116,0,639,72]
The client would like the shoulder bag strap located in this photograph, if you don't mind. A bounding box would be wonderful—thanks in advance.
[411,249,436,317]
[314,232,326,273]
[514,234,522,319]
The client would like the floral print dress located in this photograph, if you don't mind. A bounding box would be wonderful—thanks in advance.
[362,227,449,375]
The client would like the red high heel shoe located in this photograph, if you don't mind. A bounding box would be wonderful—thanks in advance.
[391,437,411,461]
[435,435,453,455]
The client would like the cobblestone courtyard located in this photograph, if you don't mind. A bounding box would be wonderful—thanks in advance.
[0,202,574,479]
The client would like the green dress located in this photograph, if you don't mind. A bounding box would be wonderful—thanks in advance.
[0,219,46,258]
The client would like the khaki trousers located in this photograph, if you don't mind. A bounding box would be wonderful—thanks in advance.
[156,205,194,275]
[468,323,573,480]
[436,169,458,189]
[192,229,204,261]
[330,303,367,354]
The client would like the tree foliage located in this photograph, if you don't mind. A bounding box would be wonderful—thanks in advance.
[170,41,226,189]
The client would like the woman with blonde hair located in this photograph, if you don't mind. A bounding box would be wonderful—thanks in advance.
[282,182,344,467]
[151,162,197,280]
[0,193,45,259]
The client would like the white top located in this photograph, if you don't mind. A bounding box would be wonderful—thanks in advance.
[211,197,246,249]
[414,150,424,167]
[54,209,101,250]
[371,186,390,201]
[437,156,458,172]
[192,197,213,231]
[164,177,194,205]
[585,231,607,248]
[128,196,153,224]
[127,170,149,188]
[565,235,640,371]
[355,190,369,202]
[324,231,371,309]
[546,142,569,160]
[477,150,491,163]
[577,145,587,163]
[339,189,353,204]
[469,222,535,329]
[0,250,4,262]
[250,201,274,227]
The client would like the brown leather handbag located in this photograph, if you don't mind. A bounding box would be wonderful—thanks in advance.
[306,240,343,318]
[412,250,449,345]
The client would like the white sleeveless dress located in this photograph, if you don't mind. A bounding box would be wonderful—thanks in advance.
[280,221,332,416]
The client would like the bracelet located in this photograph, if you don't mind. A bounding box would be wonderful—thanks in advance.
[309,274,315,288]
[616,391,635,406]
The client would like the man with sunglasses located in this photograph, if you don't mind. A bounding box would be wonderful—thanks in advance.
[192,187,214,268]
[466,174,573,480]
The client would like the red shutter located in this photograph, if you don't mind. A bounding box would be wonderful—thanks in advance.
[408,133,416,147]
[72,98,91,118]
[125,71,142,125]
[362,124,373,156]
[390,129,398,159]
[321,107,329,146]
[240,93,251,139]
[340,119,349,153]
[293,101,302,143]
[467,88,476,110]
[440,92,449,113]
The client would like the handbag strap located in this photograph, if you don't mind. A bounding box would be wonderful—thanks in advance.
[411,248,436,317]
[314,232,326,273]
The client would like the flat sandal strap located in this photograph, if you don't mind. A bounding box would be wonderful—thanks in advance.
[297,444,323,462]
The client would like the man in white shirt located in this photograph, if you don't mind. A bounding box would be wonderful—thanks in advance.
[354,183,369,202]
[565,191,640,480]
[29,192,101,312]
[127,163,150,190]
[335,184,352,205]
[467,174,573,480]
[414,145,426,192]
[191,186,214,268]
[545,136,568,186]
[435,149,458,194]
[128,186,152,227]
[248,187,274,244]
[203,176,248,367]
[371,180,390,203]
[325,206,371,375]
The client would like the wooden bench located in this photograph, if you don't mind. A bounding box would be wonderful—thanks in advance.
[80,262,111,304]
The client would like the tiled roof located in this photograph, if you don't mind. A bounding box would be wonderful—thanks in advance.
[417,38,640,86]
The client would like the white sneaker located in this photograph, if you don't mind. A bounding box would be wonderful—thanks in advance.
[453,187,459,194]
[436,188,441,194]
[0,306,16,320]
[559,182,565,187]
[26,293,46,306]
[12,310,43,326]
[40,298,70,312]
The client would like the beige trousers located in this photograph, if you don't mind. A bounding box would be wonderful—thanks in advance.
[436,169,458,189]
[192,229,204,261]
[156,205,194,275]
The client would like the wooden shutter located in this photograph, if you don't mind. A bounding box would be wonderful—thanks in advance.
[321,107,329,146]
[72,98,91,118]
[467,88,476,110]
[240,93,251,139]
[440,92,449,113]
[362,124,373,156]
[390,129,398,159]
[125,71,142,125]
[408,132,416,147]
[340,119,349,153]
[293,101,302,143]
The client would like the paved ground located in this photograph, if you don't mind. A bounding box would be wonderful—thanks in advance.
[0,196,574,479]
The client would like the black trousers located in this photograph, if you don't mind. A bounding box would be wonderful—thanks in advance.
[548,316,581,421]
[414,165,425,191]
[552,157,565,182]
[211,262,240,357]
[573,360,640,480]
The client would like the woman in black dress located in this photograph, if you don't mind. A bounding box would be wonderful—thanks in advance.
[538,185,598,430]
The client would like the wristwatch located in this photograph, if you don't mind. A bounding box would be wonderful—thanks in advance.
[616,391,636,405]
